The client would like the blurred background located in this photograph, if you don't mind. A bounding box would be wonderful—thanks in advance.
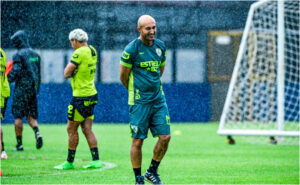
[1,1,255,123]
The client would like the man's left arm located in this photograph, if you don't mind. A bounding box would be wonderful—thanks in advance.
[160,66,165,77]
[160,49,166,77]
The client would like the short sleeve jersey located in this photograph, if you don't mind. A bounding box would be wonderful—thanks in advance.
[120,38,166,105]
[0,48,10,98]
[70,45,97,97]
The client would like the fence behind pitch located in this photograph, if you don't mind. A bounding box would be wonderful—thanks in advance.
[2,83,211,123]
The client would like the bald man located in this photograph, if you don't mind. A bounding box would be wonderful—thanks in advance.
[120,15,171,185]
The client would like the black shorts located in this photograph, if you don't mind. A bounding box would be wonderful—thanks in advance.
[1,97,9,120]
[12,90,38,119]
[68,94,98,122]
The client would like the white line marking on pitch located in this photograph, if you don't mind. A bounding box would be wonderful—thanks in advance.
[1,161,117,179]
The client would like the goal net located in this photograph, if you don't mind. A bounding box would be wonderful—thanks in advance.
[218,0,300,143]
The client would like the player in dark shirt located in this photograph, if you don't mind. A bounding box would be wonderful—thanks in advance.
[8,30,43,151]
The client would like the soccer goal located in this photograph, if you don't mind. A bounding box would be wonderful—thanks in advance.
[218,0,300,143]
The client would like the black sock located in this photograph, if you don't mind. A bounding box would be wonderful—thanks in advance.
[67,149,76,163]
[1,142,4,151]
[133,168,141,178]
[148,159,160,173]
[16,136,22,146]
[90,147,99,161]
[33,126,39,134]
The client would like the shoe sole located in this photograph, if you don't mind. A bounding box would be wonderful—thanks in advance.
[144,176,163,185]
[54,165,74,170]
[83,165,103,169]
[54,167,74,170]
[1,153,8,159]
[14,147,24,151]
[144,177,154,184]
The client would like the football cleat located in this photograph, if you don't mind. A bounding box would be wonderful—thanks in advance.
[144,170,163,185]
[83,160,103,169]
[1,151,8,159]
[54,161,74,170]
[36,132,43,149]
[227,135,235,145]
[14,144,24,151]
[270,136,278,144]
[135,175,145,185]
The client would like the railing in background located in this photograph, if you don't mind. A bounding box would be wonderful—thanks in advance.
[4,49,206,84]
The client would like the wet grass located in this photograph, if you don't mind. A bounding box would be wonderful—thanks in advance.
[1,123,299,184]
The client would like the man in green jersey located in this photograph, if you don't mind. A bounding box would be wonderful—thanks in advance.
[120,15,171,185]
[0,48,10,160]
[54,29,102,170]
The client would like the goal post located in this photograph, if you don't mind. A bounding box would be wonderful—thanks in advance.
[218,0,300,138]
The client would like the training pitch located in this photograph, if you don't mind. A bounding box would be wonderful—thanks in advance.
[1,123,299,184]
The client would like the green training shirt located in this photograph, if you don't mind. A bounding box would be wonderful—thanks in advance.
[70,45,97,97]
[120,38,166,105]
[0,48,10,98]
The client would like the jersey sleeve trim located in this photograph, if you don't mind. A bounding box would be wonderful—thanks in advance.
[160,61,166,67]
[120,60,132,68]
[71,60,79,66]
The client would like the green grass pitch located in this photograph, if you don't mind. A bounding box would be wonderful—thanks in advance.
[1,123,299,184]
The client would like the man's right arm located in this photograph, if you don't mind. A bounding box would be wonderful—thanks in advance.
[37,55,41,93]
[120,47,134,90]
[64,50,80,78]
[7,54,22,83]
[120,64,131,90]
[64,62,77,78]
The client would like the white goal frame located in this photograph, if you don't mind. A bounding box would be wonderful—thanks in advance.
[218,0,300,137]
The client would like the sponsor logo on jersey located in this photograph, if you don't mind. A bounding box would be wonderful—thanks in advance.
[122,51,130,60]
[72,54,79,59]
[140,61,159,72]
[29,57,39,62]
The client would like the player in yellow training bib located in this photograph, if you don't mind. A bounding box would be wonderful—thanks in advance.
[54,29,102,170]
[0,48,10,160]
